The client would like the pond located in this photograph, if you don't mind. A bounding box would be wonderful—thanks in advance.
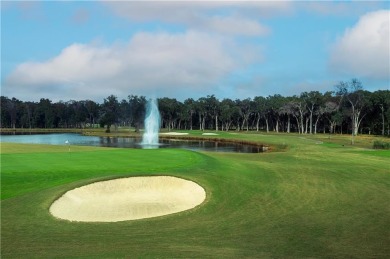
[0,133,264,153]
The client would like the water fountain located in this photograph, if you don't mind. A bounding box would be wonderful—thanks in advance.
[141,98,160,147]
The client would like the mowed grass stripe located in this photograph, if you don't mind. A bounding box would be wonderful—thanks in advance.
[1,142,111,154]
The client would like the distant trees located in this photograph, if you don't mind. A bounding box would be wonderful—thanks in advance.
[289,97,306,134]
[205,95,220,131]
[184,98,196,130]
[253,96,266,132]
[158,97,181,131]
[1,80,389,137]
[196,97,207,131]
[370,90,390,136]
[236,98,252,131]
[127,95,146,132]
[323,98,341,134]
[85,100,100,127]
[218,98,235,131]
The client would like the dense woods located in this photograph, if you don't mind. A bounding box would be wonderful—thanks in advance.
[1,79,389,136]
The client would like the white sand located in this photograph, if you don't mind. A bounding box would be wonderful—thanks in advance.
[202,133,219,136]
[49,176,206,222]
[160,132,189,135]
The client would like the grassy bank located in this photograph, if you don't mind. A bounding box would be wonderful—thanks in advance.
[1,128,84,134]
[1,133,389,258]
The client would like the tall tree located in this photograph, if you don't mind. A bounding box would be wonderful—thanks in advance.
[323,101,338,134]
[205,95,220,131]
[263,96,278,133]
[53,101,68,128]
[336,79,367,143]
[370,90,390,136]
[279,97,295,133]
[253,96,267,132]
[21,101,35,129]
[288,96,306,134]
[301,91,322,134]
[73,101,89,128]
[128,95,146,132]
[184,98,196,130]
[236,98,252,131]
[119,99,130,127]
[267,94,285,132]
[34,98,54,128]
[176,102,187,130]
[6,98,21,129]
[0,96,10,128]
[85,100,99,128]
[220,98,236,131]
[100,95,119,133]
[158,97,179,131]
[196,97,207,131]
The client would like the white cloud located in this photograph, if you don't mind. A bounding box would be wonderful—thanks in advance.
[3,31,259,101]
[330,10,390,80]
[206,15,270,36]
[302,2,386,16]
[71,8,90,25]
[102,1,289,36]
[103,1,291,21]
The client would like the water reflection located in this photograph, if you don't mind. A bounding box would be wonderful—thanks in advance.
[1,133,264,153]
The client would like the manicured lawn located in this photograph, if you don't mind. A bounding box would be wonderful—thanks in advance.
[1,143,204,200]
[1,133,389,258]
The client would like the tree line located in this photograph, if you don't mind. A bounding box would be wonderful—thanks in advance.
[1,79,389,136]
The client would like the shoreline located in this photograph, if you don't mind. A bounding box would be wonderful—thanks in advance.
[1,128,271,151]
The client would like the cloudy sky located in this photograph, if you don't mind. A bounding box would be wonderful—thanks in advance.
[1,1,389,102]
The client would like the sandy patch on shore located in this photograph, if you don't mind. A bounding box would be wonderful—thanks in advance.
[202,133,219,136]
[160,132,189,135]
[50,176,206,222]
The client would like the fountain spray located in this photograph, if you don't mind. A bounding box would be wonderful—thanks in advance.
[141,98,160,146]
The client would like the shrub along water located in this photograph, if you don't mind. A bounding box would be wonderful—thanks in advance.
[373,140,390,149]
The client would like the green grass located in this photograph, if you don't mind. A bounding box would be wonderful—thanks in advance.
[1,133,390,258]
[1,143,201,199]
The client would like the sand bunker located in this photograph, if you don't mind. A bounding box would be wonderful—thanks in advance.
[202,133,219,136]
[49,176,206,222]
[160,132,189,135]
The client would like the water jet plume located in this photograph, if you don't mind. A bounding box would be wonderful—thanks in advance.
[142,98,160,147]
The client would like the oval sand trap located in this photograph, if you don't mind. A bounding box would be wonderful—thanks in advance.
[50,176,206,222]
[160,132,189,135]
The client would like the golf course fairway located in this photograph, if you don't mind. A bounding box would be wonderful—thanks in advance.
[1,132,389,258]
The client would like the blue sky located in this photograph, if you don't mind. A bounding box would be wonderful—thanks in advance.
[1,1,389,102]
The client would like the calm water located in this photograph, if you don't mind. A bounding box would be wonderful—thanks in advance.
[0,133,263,153]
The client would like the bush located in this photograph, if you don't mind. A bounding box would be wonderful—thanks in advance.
[373,140,390,149]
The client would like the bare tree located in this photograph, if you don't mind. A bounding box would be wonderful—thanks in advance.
[336,79,367,144]
[301,91,322,134]
[288,97,306,134]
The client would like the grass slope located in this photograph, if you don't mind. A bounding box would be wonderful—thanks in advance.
[1,143,202,199]
[1,133,389,258]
